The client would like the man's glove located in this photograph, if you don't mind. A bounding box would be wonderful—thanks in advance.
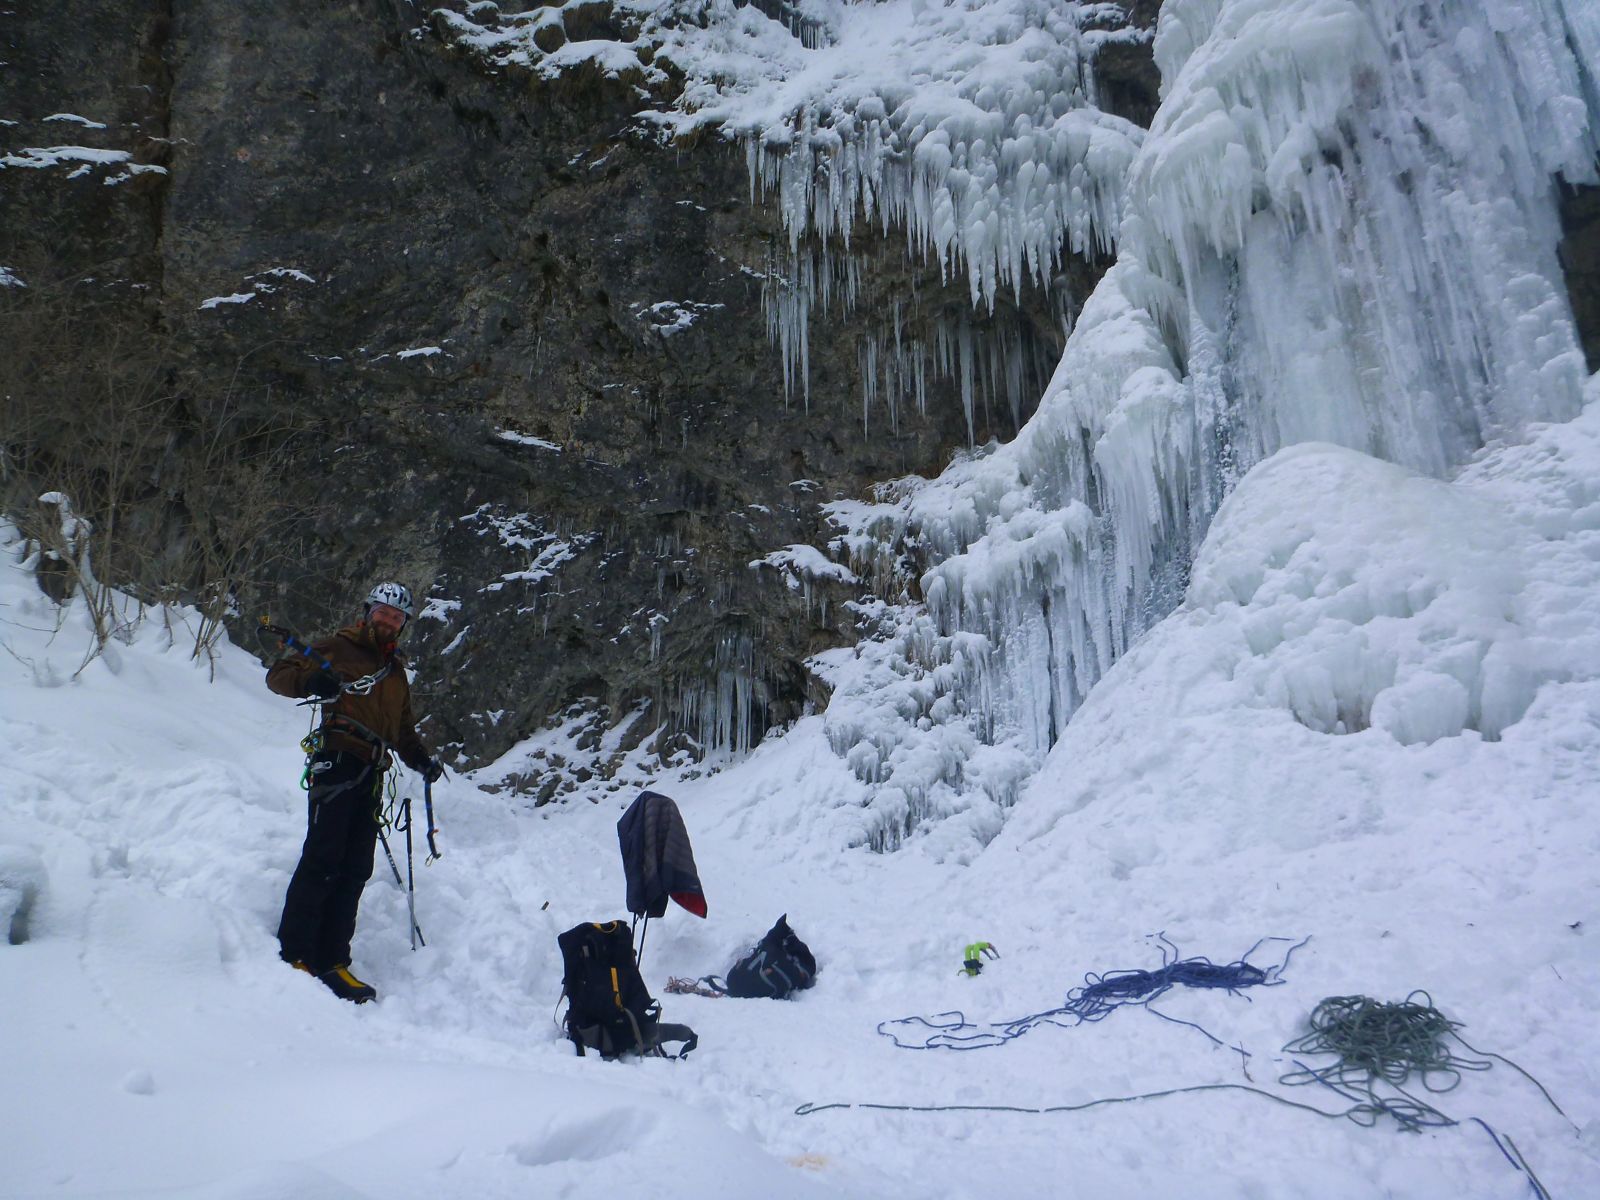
[304,670,343,701]
[422,757,446,784]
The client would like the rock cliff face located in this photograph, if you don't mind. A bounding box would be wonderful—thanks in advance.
[5,1,1594,801]
[4,1,1118,791]
[1562,181,1600,373]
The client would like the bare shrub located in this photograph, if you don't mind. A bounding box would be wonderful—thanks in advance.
[1,273,318,672]
[2,275,173,666]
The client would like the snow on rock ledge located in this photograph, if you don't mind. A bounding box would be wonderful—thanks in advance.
[435,0,1147,416]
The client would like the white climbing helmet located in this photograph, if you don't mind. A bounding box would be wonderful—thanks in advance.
[364,581,415,621]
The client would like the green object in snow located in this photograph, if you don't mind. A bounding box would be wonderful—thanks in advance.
[961,941,999,976]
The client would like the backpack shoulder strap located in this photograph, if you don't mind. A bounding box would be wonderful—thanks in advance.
[650,1022,699,1059]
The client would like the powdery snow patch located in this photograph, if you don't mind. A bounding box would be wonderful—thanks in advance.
[0,145,130,170]
[43,113,108,128]
[199,292,257,310]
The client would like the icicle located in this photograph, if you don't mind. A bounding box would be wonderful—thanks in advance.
[731,2,1141,420]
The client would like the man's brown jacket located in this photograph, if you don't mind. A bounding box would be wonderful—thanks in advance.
[266,623,431,770]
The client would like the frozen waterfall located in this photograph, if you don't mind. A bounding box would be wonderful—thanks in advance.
[821,0,1598,850]
[436,0,1598,837]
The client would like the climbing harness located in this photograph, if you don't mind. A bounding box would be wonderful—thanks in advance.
[960,941,1000,976]
[881,934,1306,1051]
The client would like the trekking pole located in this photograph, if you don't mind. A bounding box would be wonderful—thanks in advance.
[634,913,652,973]
[403,793,422,951]
[377,824,426,948]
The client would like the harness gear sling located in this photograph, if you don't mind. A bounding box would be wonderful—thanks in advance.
[302,710,441,865]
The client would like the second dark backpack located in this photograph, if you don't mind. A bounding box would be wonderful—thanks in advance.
[723,914,818,999]
[557,920,697,1059]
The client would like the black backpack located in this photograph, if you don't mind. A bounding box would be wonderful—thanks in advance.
[722,915,818,999]
[557,921,697,1059]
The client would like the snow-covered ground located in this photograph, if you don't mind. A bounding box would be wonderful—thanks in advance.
[4,385,1599,1198]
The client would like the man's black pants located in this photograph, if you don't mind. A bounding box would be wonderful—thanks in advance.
[277,750,381,972]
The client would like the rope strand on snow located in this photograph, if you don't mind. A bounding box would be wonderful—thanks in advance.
[878,934,1307,1051]
[1277,993,1564,1198]
[1278,992,1568,1131]
[1469,1119,1554,1200]
[795,1083,1359,1121]
[810,991,1562,1200]
[795,1084,1554,1200]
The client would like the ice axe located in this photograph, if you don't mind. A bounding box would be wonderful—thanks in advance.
[960,941,1000,976]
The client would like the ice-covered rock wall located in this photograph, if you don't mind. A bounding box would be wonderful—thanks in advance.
[822,0,1600,850]
[726,0,1142,426]
[437,0,1148,434]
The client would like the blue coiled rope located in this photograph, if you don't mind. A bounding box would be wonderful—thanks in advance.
[879,933,1308,1051]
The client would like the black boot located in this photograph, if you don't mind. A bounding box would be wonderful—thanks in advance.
[318,964,377,1004]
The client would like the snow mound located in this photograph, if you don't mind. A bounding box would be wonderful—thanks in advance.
[0,844,46,944]
[1091,396,1600,748]
[1001,396,1600,875]
[1189,444,1527,743]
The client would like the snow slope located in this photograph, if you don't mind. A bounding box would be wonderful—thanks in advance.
[4,388,1600,1198]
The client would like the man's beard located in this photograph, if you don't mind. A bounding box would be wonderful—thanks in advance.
[364,620,402,648]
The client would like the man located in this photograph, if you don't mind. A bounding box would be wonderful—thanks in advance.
[266,581,442,1003]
